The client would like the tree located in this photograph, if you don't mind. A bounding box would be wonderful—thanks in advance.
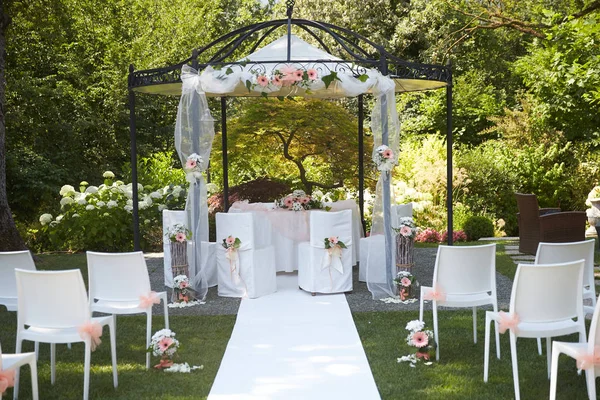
[0,1,26,251]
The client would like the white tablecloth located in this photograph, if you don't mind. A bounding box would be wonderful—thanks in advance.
[229,201,362,272]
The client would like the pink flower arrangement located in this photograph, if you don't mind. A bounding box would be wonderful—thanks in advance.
[158,337,174,353]
[328,236,339,245]
[382,149,394,159]
[324,236,347,250]
[166,224,192,243]
[411,331,429,348]
[275,190,324,211]
[257,75,269,87]
[400,277,411,287]
[175,232,186,242]
[400,319,437,366]
[400,226,412,236]
[225,236,235,245]
[283,196,294,207]
[185,159,197,169]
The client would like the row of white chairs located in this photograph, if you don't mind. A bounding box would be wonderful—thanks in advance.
[214,210,354,298]
[419,239,597,400]
[0,250,168,400]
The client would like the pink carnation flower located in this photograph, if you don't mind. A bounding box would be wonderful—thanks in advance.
[186,159,197,169]
[411,331,429,348]
[175,232,186,242]
[382,149,393,159]
[307,69,318,80]
[226,236,235,245]
[329,236,339,245]
[400,277,411,287]
[257,75,269,87]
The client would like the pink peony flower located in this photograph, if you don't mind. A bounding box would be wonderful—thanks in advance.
[382,149,393,159]
[283,196,294,208]
[257,75,269,87]
[400,277,411,287]
[272,76,282,86]
[186,159,197,169]
[158,337,174,353]
[175,232,186,242]
[329,236,339,245]
[400,226,412,237]
[307,69,318,80]
[411,331,429,348]
[226,236,235,245]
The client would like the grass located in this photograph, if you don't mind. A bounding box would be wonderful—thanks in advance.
[353,310,596,399]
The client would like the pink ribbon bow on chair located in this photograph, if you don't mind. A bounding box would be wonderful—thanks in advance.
[575,346,600,372]
[78,321,103,351]
[0,369,15,393]
[423,285,446,302]
[139,291,160,308]
[498,311,520,335]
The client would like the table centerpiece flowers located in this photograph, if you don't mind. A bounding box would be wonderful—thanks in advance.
[274,189,325,211]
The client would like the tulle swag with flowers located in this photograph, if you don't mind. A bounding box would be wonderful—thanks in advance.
[148,329,203,372]
[397,320,436,367]
[165,224,192,243]
[373,145,395,172]
[274,189,326,211]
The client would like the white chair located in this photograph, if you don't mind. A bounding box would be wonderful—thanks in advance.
[359,203,413,282]
[0,251,36,312]
[162,210,217,288]
[0,342,38,400]
[14,269,117,400]
[419,244,499,361]
[534,239,596,355]
[484,261,587,400]
[215,212,277,298]
[550,294,600,400]
[325,200,362,265]
[298,210,353,295]
[86,251,169,370]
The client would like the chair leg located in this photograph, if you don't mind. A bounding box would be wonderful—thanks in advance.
[50,343,56,385]
[484,312,491,382]
[108,318,118,388]
[83,341,91,400]
[509,332,520,400]
[585,367,596,400]
[34,342,39,361]
[549,345,561,400]
[67,343,71,350]
[537,338,543,355]
[433,301,439,361]
[14,337,22,398]
[419,287,424,322]
[492,301,500,359]
[546,337,551,379]
[28,359,39,400]
[472,306,477,344]
[162,293,170,330]
[146,311,152,370]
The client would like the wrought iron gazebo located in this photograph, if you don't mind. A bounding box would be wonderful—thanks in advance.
[127,1,454,299]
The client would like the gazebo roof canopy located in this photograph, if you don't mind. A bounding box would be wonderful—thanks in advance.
[129,18,450,98]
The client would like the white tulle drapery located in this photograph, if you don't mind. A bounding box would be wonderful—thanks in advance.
[174,65,215,300]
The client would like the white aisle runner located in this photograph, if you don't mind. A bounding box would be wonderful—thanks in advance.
[208,273,381,400]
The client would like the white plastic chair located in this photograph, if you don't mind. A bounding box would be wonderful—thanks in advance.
[215,212,277,298]
[483,261,587,400]
[0,251,36,312]
[533,239,596,355]
[162,210,217,287]
[86,251,168,370]
[298,210,353,295]
[419,244,499,361]
[14,269,117,400]
[0,342,38,400]
[550,294,600,400]
[359,204,412,282]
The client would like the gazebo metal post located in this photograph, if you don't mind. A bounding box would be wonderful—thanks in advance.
[446,62,453,245]
[128,64,141,251]
[221,97,229,211]
[380,57,393,292]
[358,94,366,236]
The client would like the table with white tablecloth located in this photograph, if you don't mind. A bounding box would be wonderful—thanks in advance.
[229,200,363,272]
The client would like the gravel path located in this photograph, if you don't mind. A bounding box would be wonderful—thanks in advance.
[145,248,514,316]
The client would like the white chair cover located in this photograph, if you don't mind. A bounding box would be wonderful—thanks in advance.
[215,212,276,298]
[298,210,353,294]
[325,199,363,265]
[360,203,413,283]
[162,210,217,288]
[0,250,36,311]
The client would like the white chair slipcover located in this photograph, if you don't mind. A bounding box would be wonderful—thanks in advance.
[420,244,499,361]
[483,260,587,400]
[298,210,353,295]
[162,210,217,288]
[359,203,413,282]
[1,341,38,400]
[0,251,36,312]
[215,212,276,298]
[86,251,169,370]
[325,200,362,265]
[15,269,117,400]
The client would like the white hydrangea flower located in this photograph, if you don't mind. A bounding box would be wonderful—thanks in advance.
[157,204,167,211]
[144,219,151,224]
[85,205,95,211]
[115,180,124,186]
[72,213,80,218]
[126,199,133,206]
[103,171,115,179]
[60,197,74,207]
[405,320,425,333]
[139,201,149,210]
[39,213,53,226]
[107,200,117,208]
[85,186,98,194]
[172,186,182,196]
[206,183,218,193]
[96,201,106,207]
[59,185,75,197]
[103,213,110,217]
[124,205,133,212]
[138,183,144,191]
[77,198,87,205]
[150,191,162,199]
[56,215,64,222]
[293,189,306,197]
[143,196,153,206]
[49,221,59,227]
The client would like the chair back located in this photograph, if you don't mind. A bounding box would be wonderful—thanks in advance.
[216,212,256,250]
[86,251,151,302]
[15,269,89,328]
[510,261,584,323]
[163,210,186,239]
[515,193,540,224]
[0,251,36,299]
[433,244,496,295]
[535,240,595,290]
[309,210,353,248]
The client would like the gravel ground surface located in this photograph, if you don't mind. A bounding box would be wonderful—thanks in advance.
[145,247,514,316]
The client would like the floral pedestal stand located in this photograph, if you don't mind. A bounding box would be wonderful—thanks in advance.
[170,241,190,303]
[586,199,600,237]
[395,234,418,301]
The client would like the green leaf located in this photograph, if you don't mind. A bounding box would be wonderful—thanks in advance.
[321,72,340,89]
[357,74,369,82]
[277,96,285,101]
[245,80,252,92]
[225,67,233,75]
[286,95,296,101]
[240,58,250,67]
[261,92,268,98]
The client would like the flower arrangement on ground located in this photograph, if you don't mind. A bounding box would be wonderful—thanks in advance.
[397,320,436,367]
[166,224,192,243]
[168,275,203,308]
[373,145,395,172]
[274,189,325,211]
[148,329,180,369]
[393,271,417,301]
